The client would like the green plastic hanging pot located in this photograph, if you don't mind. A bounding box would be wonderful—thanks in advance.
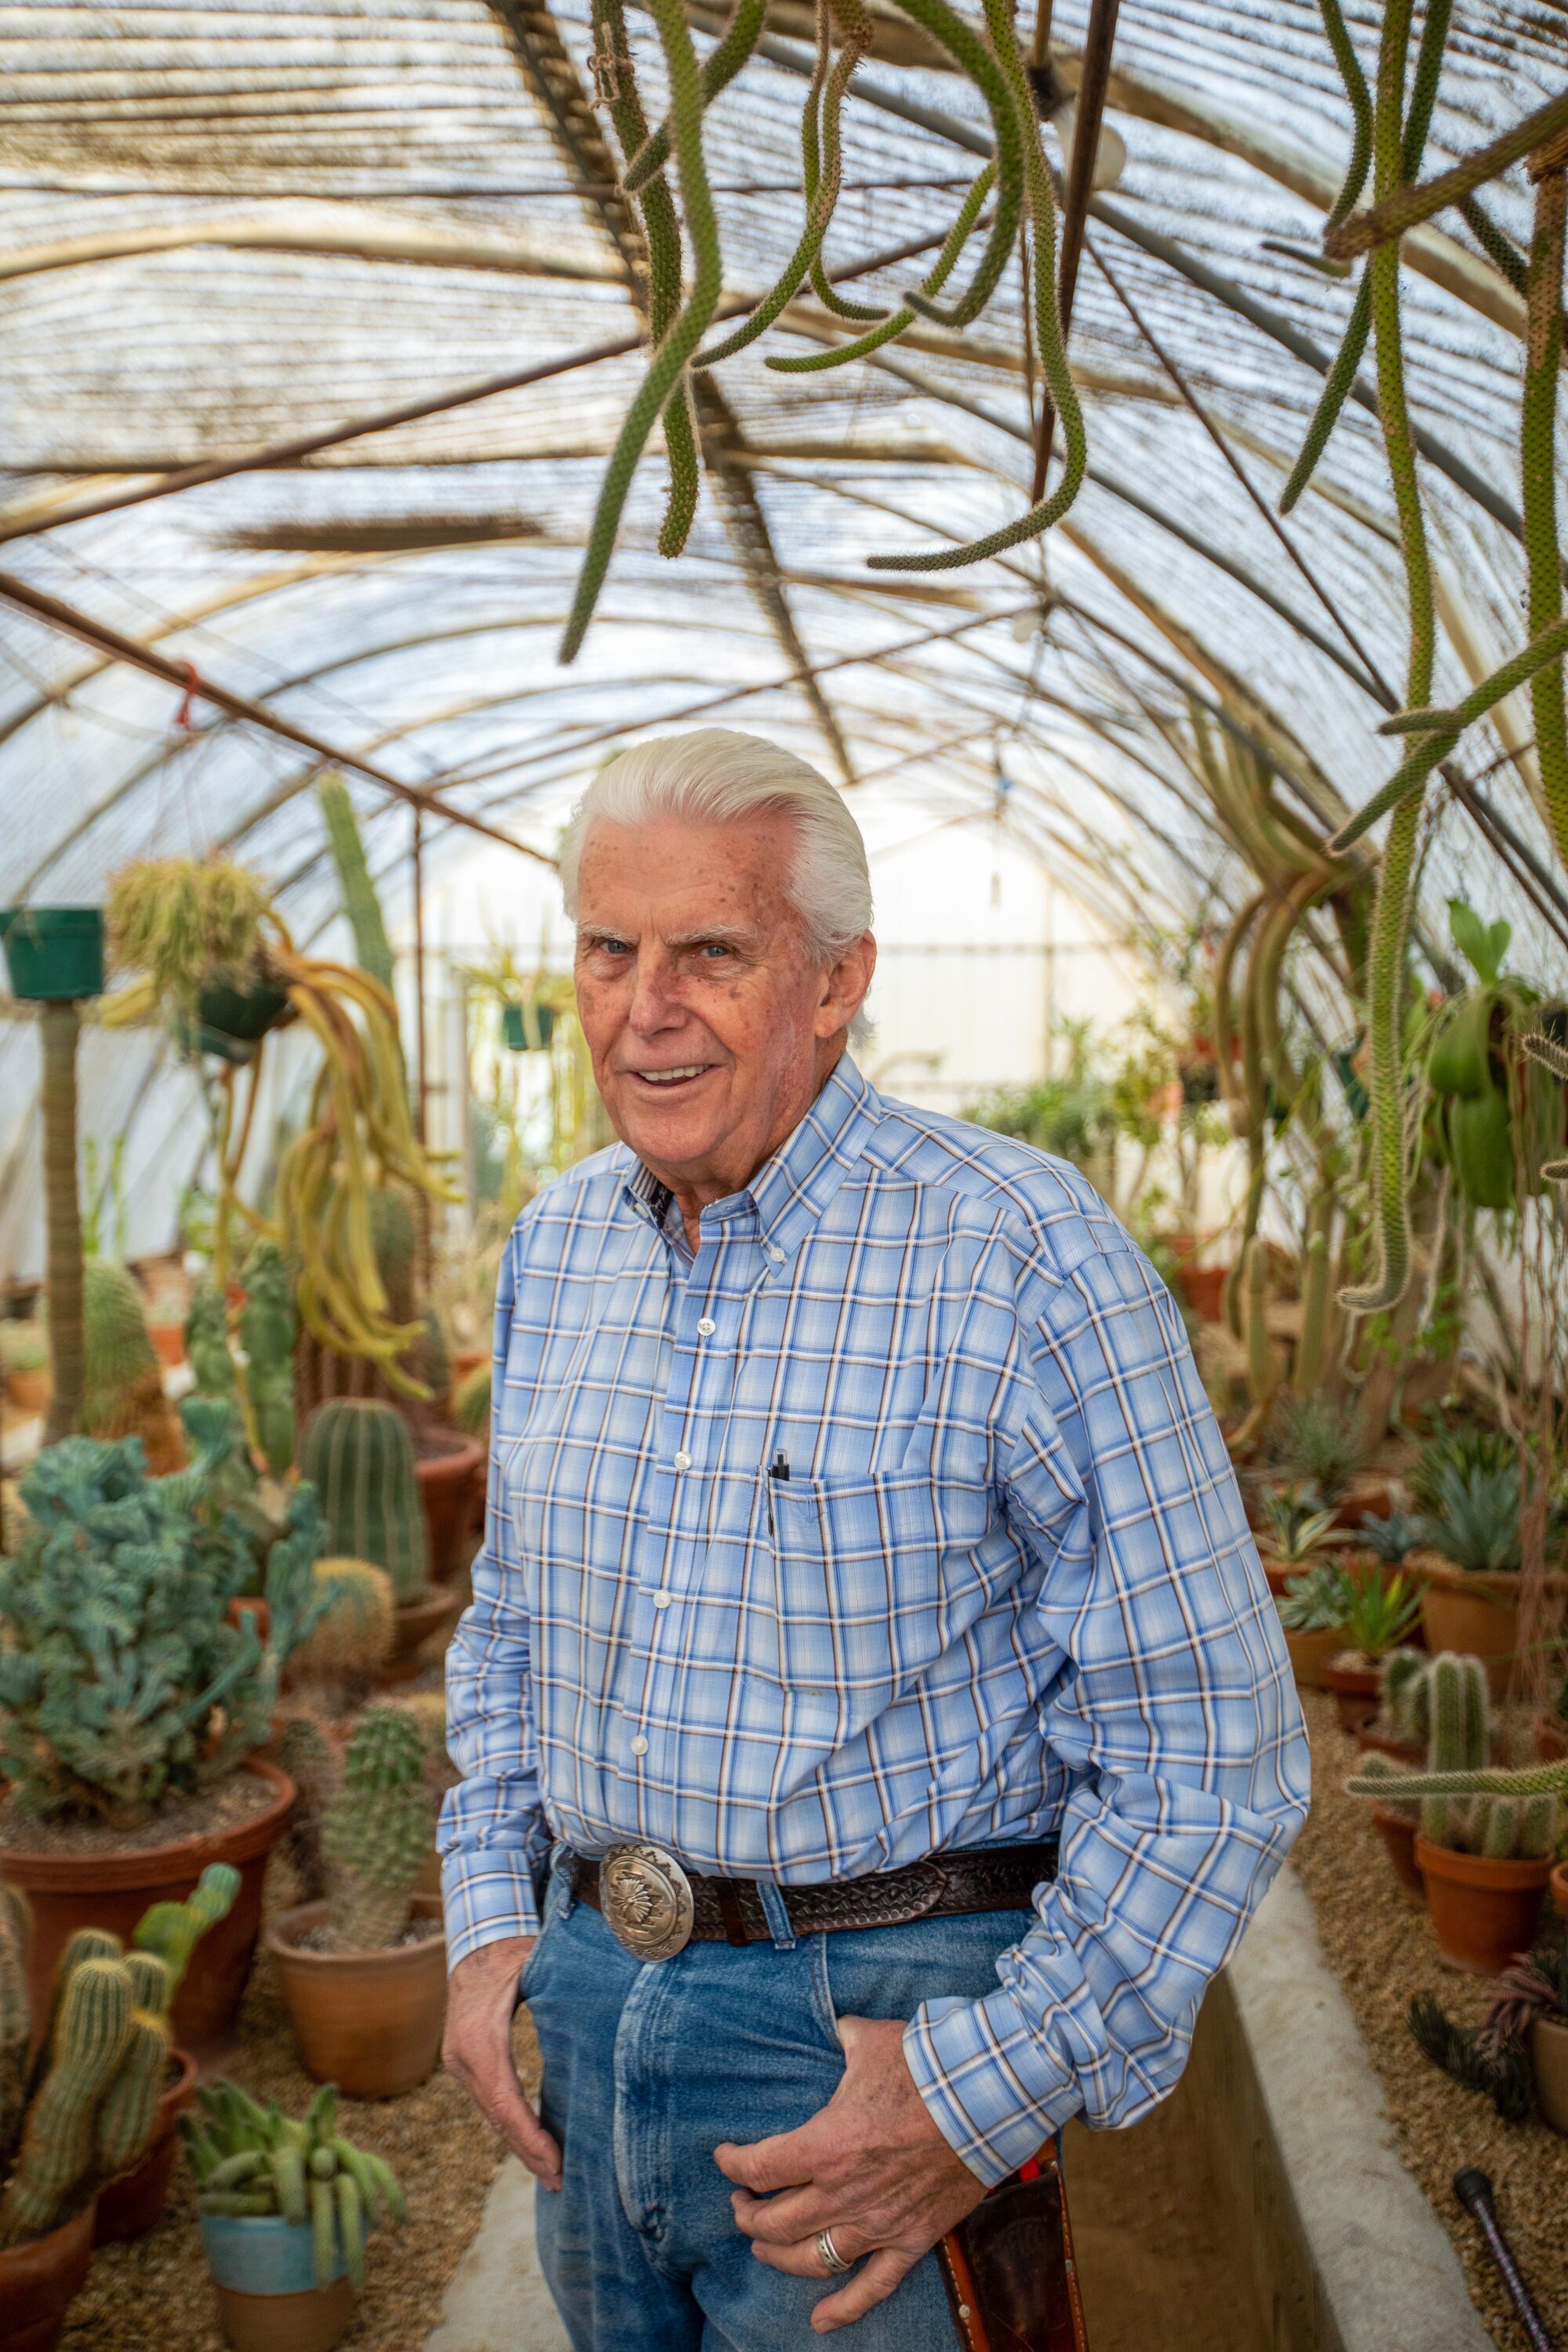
[172,979,293,1064]
[0,906,104,1002]
[502,1002,557,1052]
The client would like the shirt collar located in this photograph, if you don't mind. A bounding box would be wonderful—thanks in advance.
[620,1055,880,1265]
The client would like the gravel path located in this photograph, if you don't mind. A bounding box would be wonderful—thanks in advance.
[1293,1689,1567,2352]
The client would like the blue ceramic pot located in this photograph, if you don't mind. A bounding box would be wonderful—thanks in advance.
[200,2212,345,2296]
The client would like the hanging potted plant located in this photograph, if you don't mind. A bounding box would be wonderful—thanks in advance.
[1275,1559,1356,1687]
[1322,1566,1422,1731]
[105,858,290,1065]
[267,1706,446,2098]
[0,1402,330,2063]
[0,1904,174,2352]
[185,2080,405,2352]
[0,905,104,1006]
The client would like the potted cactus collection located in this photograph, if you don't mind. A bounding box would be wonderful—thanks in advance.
[184,2079,405,2352]
[1348,1662,1560,1972]
[300,1399,462,1670]
[0,1887,172,2352]
[267,1706,446,2098]
[0,1403,330,2060]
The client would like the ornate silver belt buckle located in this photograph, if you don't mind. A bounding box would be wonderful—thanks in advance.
[600,1842,695,1962]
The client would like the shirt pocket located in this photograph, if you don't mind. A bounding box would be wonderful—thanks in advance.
[749,1468,961,1711]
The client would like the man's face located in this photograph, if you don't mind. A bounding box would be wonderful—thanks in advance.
[573,811,873,1201]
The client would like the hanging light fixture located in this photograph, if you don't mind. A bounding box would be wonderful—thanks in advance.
[1049,95,1127,193]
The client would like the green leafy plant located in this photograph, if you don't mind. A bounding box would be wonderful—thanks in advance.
[1258,1487,1340,1566]
[181,2080,405,2288]
[1409,1425,1518,1516]
[1422,902,1560,1213]
[0,1900,171,2246]
[1339,1566,1421,1661]
[1356,1508,1422,1563]
[1415,1459,1522,1577]
[1277,1559,1357,1633]
[1265,1394,1364,1508]
[0,1403,328,1826]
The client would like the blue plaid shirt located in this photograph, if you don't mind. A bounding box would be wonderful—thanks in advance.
[441,1057,1308,2180]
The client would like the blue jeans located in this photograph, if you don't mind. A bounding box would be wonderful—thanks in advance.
[524,1857,1034,2350]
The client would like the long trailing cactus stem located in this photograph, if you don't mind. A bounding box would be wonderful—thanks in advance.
[1316,0,1372,230]
[769,161,996,373]
[1338,0,1439,1319]
[591,0,704,557]
[622,0,766,193]
[1523,139,1568,865]
[867,0,1085,572]
[39,1000,85,1445]
[559,0,723,663]
[1347,1757,1568,1803]
[695,0,877,369]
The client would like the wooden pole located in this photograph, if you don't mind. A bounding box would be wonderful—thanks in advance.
[412,804,433,1292]
[39,1001,85,1443]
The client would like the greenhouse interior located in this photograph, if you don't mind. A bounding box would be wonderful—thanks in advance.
[3,0,1568,2344]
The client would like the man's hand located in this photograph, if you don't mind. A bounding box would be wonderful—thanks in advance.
[714,2016,985,2333]
[443,1935,563,2191]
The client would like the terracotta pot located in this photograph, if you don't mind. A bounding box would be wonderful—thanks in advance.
[451,1348,485,1388]
[1415,1836,1550,1974]
[415,1428,486,1581]
[1371,1804,1425,1904]
[201,2211,354,2352]
[1411,1551,1523,1699]
[1261,1558,1297,1600]
[147,1323,185,1371]
[94,2046,198,2243]
[1323,1657,1381,1732]
[1174,1264,1227,1323]
[0,1759,294,2068]
[267,1896,447,2096]
[1550,1860,1568,1925]
[3,1367,49,1417]
[1282,1624,1348,1690]
[1536,1717,1568,1764]
[1356,1725,1424,1766]
[1530,2014,1568,2136]
[1330,1479,1397,1533]
[227,1596,270,1643]
[0,2198,96,2352]
[376,1586,463,1688]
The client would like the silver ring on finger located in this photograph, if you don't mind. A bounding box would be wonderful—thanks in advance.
[816,2227,853,2276]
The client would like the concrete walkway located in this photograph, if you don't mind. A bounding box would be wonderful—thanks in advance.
[424,2160,571,2352]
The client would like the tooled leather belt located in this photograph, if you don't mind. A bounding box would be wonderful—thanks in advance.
[573,1838,1058,1962]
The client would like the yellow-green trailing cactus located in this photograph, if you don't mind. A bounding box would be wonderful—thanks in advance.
[132,1861,241,1999]
[321,1706,435,1952]
[286,1558,396,1692]
[183,2078,405,2287]
[0,1957,131,2245]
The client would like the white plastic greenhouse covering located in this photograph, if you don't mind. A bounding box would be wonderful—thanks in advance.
[0,0,1564,1276]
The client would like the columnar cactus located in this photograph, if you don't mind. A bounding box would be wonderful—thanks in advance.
[275,1707,343,1903]
[238,1240,296,1476]
[0,1957,132,2245]
[80,1259,183,1474]
[133,1862,241,1998]
[299,1399,428,1604]
[94,2005,172,2177]
[286,1558,396,1693]
[320,1706,435,1952]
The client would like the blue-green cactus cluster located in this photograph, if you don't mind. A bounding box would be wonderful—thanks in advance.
[0,1402,329,1826]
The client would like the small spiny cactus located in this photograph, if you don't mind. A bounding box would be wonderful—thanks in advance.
[320,1706,435,1952]
[285,1558,396,1694]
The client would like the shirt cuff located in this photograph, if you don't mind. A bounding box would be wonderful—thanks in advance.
[903,1984,1080,2187]
[441,1849,543,1973]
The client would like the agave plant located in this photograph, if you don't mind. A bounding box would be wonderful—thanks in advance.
[1339,1567,1421,1662]
[1277,1560,1357,1634]
[1258,1486,1341,1566]
[1415,1460,1522,1578]
[1356,1508,1422,1564]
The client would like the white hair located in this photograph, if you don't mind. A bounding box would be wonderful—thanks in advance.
[559,728,874,967]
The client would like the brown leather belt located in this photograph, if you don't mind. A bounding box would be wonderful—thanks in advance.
[573,1839,1057,1954]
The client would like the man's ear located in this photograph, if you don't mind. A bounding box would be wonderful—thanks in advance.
[815,933,877,1040]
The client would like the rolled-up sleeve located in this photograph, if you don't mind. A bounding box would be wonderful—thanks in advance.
[903,1243,1309,2182]
[440,1229,552,1969]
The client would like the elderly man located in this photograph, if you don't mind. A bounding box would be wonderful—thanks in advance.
[441,728,1308,2350]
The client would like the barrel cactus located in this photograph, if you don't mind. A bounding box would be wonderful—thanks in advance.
[286,1558,396,1694]
[81,1259,183,1474]
[320,1706,435,1952]
[299,1399,428,1604]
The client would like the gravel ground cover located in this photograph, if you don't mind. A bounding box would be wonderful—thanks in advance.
[1293,1689,1568,2352]
[60,1849,533,2352]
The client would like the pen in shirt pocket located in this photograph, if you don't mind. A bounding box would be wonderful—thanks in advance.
[765,1446,789,1535]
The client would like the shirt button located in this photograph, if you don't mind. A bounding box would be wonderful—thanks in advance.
[630,1735,648,1757]
[673,1450,691,1471]
[653,1589,672,1609]
[764,1245,784,1263]
[696,1316,716,1336]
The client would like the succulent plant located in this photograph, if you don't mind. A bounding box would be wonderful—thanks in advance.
[319,1706,435,1953]
[1346,1655,1568,1855]
[1276,1559,1356,1633]
[1356,1508,1422,1563]
[0,1404,326,1825]
[1258,1486,1340,1566]
[1414,1458,1522,1577]
[299,1398,429,1605]
[1264,1394,1363,1508]
[237,1240,296,1477]
[1339,1567,1421,1661]
[285,1558,395,1694]
[1409,1425,1518,1517]
[80,1259,183,1475]
[182,2078,405,2288]
[132,1862,241,1999]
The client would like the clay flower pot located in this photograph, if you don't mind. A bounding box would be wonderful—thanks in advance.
[1530,2014,1568,2136]
[1330,1478,1397,1534]
[1415,1836,1550,1974]
[200,2210,354,2352]
[267,1896,447,2097]
[1536,1716,1568,1764]
[1282,1624,1347,1690]
[414,1428,486,1581]
[3,1367,49,1418]
[1371,1805,1425,1904]
[1410,1551,1519,1699]
[1323,1656,1381,1732]
[376,1585,463,1688]
[0,1759,294,2067]
[94,2047,198,2245]
[0,2198,96,2352]
[1355,1725,1425,1766]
